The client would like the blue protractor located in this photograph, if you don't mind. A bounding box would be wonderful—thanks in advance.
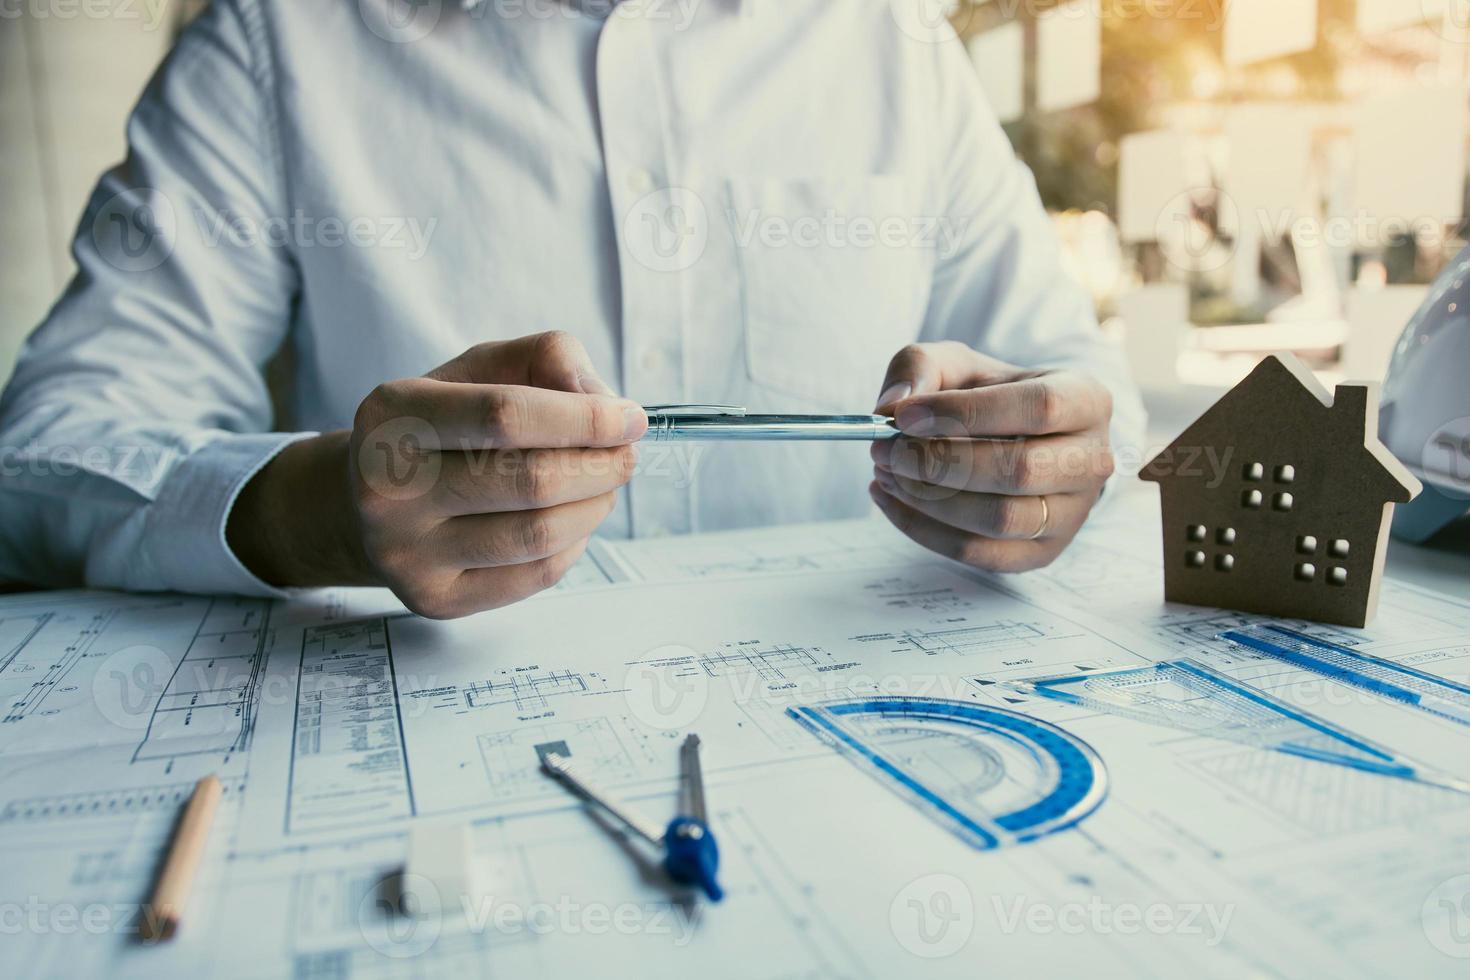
[788,696,1108,850]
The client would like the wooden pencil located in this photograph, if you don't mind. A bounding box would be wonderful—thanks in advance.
[140,775,222,942]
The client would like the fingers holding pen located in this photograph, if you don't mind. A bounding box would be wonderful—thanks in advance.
[356,377,647,452]
[871,468,1091,542]
[867,481,1063,573]
[871,431,1114,497]
[427,445,639,517]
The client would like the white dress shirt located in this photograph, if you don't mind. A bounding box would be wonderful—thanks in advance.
[0,0,1143,595]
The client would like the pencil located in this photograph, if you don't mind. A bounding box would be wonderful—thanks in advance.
[140,775,223,942]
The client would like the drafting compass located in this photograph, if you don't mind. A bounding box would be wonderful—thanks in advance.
[542,733,723,901]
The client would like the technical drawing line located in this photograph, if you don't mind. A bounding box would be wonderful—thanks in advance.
[1219,624,1470,728]
[130,599,272,763]
[4,609,114,722]
[0,613,50,676]
[0,778,247,824]
[581,545,618,585]
[382,619,418,819]
[464,670,591,710]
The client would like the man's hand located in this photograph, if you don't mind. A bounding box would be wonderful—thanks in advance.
[228,332,645,618]
[868,342,1115,572]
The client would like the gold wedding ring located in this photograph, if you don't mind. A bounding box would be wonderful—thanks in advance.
[1029,495,1050,540]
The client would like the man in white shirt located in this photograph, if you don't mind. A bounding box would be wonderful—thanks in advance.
[0,0,1142,618]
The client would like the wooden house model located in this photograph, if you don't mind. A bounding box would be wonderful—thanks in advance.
[1140,354,1422,628]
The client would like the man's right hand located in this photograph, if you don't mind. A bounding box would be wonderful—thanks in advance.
[228,332,646,618]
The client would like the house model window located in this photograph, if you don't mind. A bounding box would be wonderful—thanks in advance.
[1140,354,1421,628]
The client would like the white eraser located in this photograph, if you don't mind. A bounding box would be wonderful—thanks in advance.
[404,821,479,919]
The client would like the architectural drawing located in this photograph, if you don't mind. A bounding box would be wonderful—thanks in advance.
[5,517,1470,978]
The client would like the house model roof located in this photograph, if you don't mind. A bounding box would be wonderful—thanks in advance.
[1140,353,1422,504]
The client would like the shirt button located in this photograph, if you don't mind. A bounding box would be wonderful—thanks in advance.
[628,169,656,194]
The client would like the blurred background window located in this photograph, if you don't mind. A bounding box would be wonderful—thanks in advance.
[947,0,1468,412]
[1,0,207,375]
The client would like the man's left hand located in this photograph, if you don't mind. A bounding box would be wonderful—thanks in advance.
[869,342,1116,572]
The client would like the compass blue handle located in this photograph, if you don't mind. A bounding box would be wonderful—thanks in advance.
[662,816,722,902]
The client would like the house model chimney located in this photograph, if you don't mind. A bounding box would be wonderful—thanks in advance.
[1333,383,1379,442]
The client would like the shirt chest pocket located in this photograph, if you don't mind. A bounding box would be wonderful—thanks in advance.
[726,176,931,407]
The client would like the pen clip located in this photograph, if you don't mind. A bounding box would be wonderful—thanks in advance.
[644,405,748,418]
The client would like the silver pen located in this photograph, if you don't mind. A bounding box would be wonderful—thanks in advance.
[643,405,901,442]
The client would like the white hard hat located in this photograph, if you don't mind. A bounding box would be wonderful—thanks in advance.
[1380,244,1470,542]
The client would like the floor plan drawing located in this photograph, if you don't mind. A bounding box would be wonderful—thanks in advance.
[6,517,1470,978]
[287,617,414,835]
[0,593,270,767]
[897,620,1050,655]
[238,558,1146,854]
[695,642,823,680]
[132,599,271,763]
[462,668,604,712]
[477,717,639,802]
[0,610,50,678]
[0,776,249,825]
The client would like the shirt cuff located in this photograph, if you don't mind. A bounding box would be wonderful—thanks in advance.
[131,431,318,597]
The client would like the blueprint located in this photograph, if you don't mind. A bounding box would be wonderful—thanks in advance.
[3,499,1470,978]
[235,559,1145,852]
